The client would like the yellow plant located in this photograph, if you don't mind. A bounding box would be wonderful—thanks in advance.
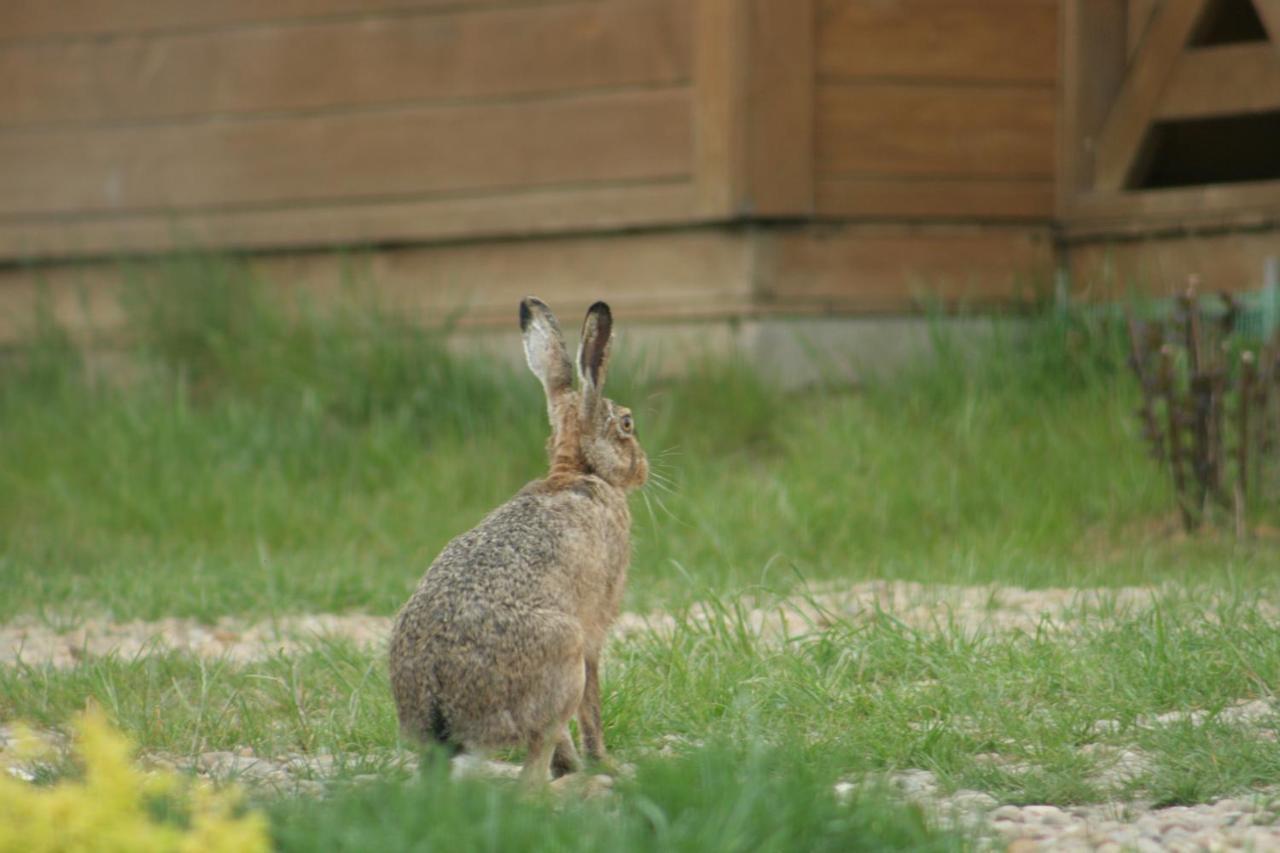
[0,707,269,853]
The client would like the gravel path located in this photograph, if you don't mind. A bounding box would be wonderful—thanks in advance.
[8,724,1276,850]
[871,768,1280,852]
[0,612,392,669]
[0,580,1229,669]
[171,748,1280,850]
[4,581,1278,849]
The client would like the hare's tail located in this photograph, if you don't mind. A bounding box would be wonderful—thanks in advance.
[400,697,463,759]
[427,702,458,751]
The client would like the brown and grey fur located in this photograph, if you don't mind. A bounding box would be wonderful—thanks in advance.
[389,297,648,785]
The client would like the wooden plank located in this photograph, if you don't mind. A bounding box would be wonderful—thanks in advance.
[817,83,1055,179]
[0,0,566,41]
[0,226,757,345]
[1061,179,1280,237]
[0,89,692,216]
[1254,0,1280,40]
[1157,44,1280,119]
[759,225,1055,311]
[1093,0,1210,192]
[1066,229,1280,296]
[815,177,1054,220]
[817,0,1058,84]
[1128,0,1159,57]
[742,0,814,216]
[0,222,1061,348]
[255,229,757,329]
[692,0,749,216]
[0,1,692,127]
[0,182,700,261]
[1058,0,1132,216]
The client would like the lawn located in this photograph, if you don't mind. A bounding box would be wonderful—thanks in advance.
[2,256,1279,850]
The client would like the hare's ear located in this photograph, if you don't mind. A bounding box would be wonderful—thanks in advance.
[520,297,572,406]
[577,301,612,417]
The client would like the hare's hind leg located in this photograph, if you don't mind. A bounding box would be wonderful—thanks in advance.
[503,612,586,786]
[522,714,580,787]
[578,657,607,762]
[520,729,559,787]
[550,726,582,778]
[521,678,585,786]
[520,656,585,787]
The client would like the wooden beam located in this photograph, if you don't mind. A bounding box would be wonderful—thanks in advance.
[1253,0,1280,41]
[742,0,814,216]
[1094,0,1209,192]
[693,0,749,216]
[693,0,814,218]
[1128,0,1159,57]
[1058,0,1129,215]
[1157,44,1280,119]
[1061,179,1280,238]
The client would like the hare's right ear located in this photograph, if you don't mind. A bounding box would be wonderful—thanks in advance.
[520,297,573,407]
[577,301,612,418]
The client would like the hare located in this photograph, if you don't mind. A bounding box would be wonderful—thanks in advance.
[389,297,648,785]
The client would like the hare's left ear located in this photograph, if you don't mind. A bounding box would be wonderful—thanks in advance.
[520,297,573,422]
[577,301,612,417]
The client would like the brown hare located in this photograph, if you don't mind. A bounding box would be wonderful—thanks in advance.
[389,297,648,785]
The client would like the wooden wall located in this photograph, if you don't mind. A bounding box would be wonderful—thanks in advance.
[0,222,1055,348]
[0,0,1071,341]
[813,0,1059,221]
[0,0,698,259]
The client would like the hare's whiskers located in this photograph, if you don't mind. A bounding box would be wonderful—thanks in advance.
[644,470,677,496]
[639,489,662,530]
[641,483,686,525]
[654,491,687,526]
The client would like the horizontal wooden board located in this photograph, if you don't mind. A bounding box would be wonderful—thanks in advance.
[1067,229,1280,296]
[0,88,692,216]
[0,222,1061,348]
[253,229,757,328]
[1157,44,1280,120]
[815,177,1054,220]
[816,83,1056,179]
[1062,180,1280,238]
[0,182,699,261]
[0,0,691,127]
[759,224,1055,311]
[0,226,756,345]
[817,0,1058,83]
[1,0,569,41]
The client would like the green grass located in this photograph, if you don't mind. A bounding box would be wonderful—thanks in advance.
[4,255,1280,848]
[269,741,957,853]
[267,738,956,853]
[3,594,1277,811]
[3,256,1277,624]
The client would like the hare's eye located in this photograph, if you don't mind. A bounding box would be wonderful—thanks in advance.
[619,414,634,435]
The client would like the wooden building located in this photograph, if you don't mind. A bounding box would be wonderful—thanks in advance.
[1,0,1277,344]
